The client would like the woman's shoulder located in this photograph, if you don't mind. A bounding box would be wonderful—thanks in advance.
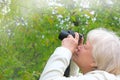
[83,70,120,80]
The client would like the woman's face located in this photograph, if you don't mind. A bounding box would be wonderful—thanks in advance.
[72,40,95,74]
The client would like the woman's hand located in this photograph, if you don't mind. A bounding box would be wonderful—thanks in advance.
[62,33,79,53]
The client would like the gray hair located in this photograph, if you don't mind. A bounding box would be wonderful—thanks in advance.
[87,28,120,75]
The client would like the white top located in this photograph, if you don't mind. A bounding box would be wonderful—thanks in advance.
[39,47,120,80]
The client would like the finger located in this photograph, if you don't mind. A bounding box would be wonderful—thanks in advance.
[67,34,73,38]
[74,32,79,40]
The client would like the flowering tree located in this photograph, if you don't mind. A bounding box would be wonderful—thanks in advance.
[0,0,120,80]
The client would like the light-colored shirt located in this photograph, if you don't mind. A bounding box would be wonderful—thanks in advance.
[39,47,120,80]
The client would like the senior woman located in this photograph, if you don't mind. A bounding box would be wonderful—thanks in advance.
[39,28,120,80]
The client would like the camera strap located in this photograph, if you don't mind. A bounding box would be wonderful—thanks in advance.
[64,60,71,77]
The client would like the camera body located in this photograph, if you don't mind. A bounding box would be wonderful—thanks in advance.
[58,30,83,44]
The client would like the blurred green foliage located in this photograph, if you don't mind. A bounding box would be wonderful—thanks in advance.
[0,0,120,80]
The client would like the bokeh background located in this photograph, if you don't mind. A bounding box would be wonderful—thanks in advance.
[0,0,120,80]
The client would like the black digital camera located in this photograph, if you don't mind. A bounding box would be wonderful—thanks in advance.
[58,30,83,44]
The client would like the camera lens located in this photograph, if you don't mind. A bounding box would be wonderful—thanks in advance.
[58,30,83,44]
[58,30,75,40]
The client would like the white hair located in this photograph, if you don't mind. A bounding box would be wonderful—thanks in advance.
[87,28,120,75]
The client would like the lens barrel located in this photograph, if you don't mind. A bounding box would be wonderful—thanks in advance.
[58,30,82,41]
